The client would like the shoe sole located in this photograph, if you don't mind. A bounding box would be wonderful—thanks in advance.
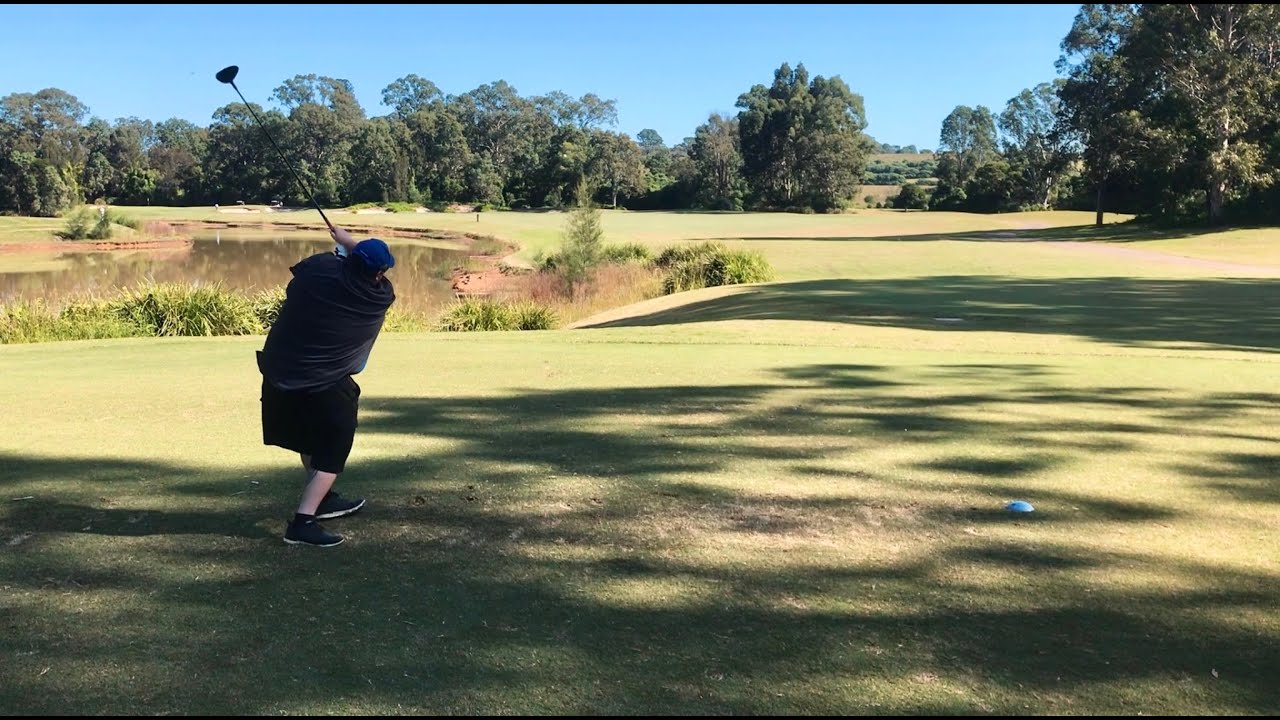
[316,498,366,520]
[284,535,345,547]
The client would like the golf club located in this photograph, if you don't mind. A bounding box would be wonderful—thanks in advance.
[215,65,336,235]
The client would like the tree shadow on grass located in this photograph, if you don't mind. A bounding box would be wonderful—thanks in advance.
[1171,451,1280,505]
[1,363,1277,714]
[579,276,1280,352]
[700,219,1257,244]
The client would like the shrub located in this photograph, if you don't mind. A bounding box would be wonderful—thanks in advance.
[435,297,558,332]
[892,183,930,210]
[109,283,261,337]
[656,241,774,295]
[436,297,514,332]
[251,287,286,329]
[540,242,652,272]
[58,208,93,240]
[0,300,142,344]
[88,211,113,240]
[382,308,432,332]
[507,301,558,330]
[722,249,775,285]
[598,242,652,265]
[654,240,724,269]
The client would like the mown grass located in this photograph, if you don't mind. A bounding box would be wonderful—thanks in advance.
[1,319,1276,714]
[64,206,1125,265]
[1,207,1278,714]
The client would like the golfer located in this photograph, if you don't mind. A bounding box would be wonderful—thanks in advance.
[256,224,396,547]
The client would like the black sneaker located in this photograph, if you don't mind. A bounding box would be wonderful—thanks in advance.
[315,491,366,520]
[284,519,344,547]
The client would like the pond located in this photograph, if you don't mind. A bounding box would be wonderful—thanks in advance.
[0,228,479,316]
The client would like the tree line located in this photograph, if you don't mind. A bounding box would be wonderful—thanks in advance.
[3,4,1278,225]
[0,62,873,217]
[918,3,1280,225]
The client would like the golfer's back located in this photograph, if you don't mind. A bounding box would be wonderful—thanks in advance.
[257,252,395,392]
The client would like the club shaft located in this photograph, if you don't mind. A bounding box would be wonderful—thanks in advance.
[229,81,335,233]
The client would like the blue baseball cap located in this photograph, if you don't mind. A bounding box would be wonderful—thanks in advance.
[351,238,395,273]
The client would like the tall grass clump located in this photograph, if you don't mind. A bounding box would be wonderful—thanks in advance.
[382,308,432,333]
[655,241,774,295]
[3,282,563,344]
[250,287,286,329]
[436,297,515,332]
[110,283,261,337]
[538,241,653,272]
[0,300,142,344]
[436,297,558,332]
[507,301,558,330]
[599,242,652,265]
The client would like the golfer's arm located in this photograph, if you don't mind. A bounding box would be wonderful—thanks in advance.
[331,226,359,253]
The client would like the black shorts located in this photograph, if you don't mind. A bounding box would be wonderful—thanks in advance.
[260,376,360,474]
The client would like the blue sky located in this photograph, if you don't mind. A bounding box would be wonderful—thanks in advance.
[2,3,1080,149]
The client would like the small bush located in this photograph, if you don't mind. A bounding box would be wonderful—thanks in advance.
[507,301,558,330]
[654,240,725,269]
[436,297,514,332]
[251,287,286,329]
[436,297,557,332]
[722,249,774,285]
[893,183,930,210]
[58,208,135,240]
[662,258,714,294]
[0,301,70,343]
[58,208,93,240]
[656,241,774,295]
[599,242,652,265]
[382,308,432,332]
[3,282,559,345]
[540,242,651,273]
[57,301,141,339]
[88,211,113,240]
[0,300,142,344]
[110,283,261,337]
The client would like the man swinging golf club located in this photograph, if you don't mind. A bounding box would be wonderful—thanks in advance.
[215,64,397,546]
[257,225,396,547]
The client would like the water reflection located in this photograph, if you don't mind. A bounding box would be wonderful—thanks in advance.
[0,231,472,313]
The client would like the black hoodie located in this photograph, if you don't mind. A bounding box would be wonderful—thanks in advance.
[256,252,396,392]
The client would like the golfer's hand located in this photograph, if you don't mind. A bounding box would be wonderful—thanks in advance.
[331,226,357,252]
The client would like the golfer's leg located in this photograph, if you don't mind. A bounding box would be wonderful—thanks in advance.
[297,471,338,515]
[300,454,315,484]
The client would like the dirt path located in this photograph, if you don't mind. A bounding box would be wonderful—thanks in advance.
[451,264,511,295]
[1051,241,1280,276]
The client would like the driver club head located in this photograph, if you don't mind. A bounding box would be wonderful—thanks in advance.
[215,65,239,85]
